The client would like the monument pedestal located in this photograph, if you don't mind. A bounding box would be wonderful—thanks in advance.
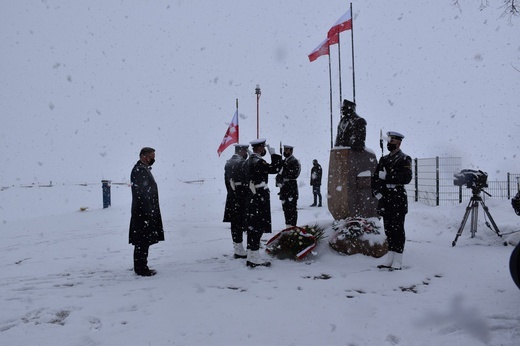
[327,147,378,220]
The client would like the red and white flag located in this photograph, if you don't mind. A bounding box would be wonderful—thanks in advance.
[308,37,330,62]
[217,110,239,156]
[327,9,352,44]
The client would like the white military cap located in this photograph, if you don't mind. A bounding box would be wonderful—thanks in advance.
[386,131,405,141]
[249,138,266,147]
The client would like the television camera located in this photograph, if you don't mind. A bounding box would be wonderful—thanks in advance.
[452,169,502,246]
[453,169,488,193]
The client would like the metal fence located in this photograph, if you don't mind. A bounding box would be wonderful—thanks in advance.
[407,156,520,206]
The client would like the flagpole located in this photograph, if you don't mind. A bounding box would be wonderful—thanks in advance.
[329,53,333,149]
[350,2,356,103]
[236,98,239,142]
[337,33,342,114]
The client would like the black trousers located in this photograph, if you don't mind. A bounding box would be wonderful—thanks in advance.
[312,186,322,204]
[246,230,263,251]
[231,222,245,243]
[133,243,150,271]
[383,212,406,253]
[282,197,298,226]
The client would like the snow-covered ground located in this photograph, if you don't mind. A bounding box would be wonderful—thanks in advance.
[1,180,519,345]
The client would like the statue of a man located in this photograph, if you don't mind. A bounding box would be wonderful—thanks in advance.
[334,99,366,151]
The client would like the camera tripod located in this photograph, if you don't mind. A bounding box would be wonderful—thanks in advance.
[452,188,502,246]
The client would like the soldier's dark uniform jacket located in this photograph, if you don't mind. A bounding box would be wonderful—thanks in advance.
[276,155,301,201]
[223,153,248,225]
[371,149,412,217]
[245,152,282,233]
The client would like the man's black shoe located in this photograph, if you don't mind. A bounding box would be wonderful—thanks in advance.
[135,269,157,276]
[310,203,317,207]
[246,261,271,268]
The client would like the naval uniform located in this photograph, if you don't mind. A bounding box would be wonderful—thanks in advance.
[371,149,412,253]
[276,154,301,226]
[244,152,282,251]
[223,153,248,243]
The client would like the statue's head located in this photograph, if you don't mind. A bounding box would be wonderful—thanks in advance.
[341,99,356,116]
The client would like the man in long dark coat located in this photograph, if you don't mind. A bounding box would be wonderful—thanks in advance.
[244,138,282,267]
[223,144,249,258]
[371,132,412,270]
[310,159,322,207]
[335,99,367,151]
[129,147,164,276]
[276,145,301,227]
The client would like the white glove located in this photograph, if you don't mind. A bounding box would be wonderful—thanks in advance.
[229,179,236,191]
[266,144,275,155]
[375,193,383,200]
[378,169,387,180]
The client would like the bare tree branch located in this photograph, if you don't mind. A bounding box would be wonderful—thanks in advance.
[512,61,520,73]
[453,0,518,21]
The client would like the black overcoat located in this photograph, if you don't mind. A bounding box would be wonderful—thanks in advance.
[310,163,322,187]
[223,154,248,225]
[129,160,165,245]
[245,153,282,233]
[371,150,412,217]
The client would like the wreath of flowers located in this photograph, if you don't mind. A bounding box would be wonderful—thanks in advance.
[332,217,380,240]
[266,224,325,260]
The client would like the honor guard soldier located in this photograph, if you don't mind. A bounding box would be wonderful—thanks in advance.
[223,144,250,259]
[371,131,412,270]
[276,144,301,227]
[244,138,282,267]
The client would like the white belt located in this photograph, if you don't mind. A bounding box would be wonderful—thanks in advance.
[254,183,267,188]
[234,182,242,186]
[386,184,403,189]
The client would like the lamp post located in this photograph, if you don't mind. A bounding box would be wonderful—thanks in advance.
[255,84,261,139]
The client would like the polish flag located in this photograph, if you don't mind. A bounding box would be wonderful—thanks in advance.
[327,9,352,44]
[217,110,239,156]
[308,38,330,62]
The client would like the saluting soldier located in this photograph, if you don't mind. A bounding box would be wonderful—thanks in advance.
[276,144,301,227]
[223,144,250,259]
[244,138,282,267]
[371,131,412,270]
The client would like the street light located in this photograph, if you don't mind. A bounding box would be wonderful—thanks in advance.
[255,84,261,139]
